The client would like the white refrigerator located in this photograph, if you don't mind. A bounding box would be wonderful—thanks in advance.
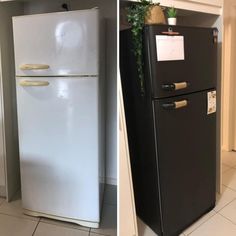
[12,9,104,228]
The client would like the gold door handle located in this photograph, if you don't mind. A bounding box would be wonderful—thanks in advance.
[19,80,50,87]
[173,82,188,90]
[174,100,188,109]
[19,64,50,70]
[162,82,188,91]
[162,100,188,110]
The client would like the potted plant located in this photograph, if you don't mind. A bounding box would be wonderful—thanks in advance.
[145,2,166,25]
[167,6,177,25]
[127,0,164,94]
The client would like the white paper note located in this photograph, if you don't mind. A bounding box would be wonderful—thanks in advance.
[156,35,185,61]
[207,91,216,115]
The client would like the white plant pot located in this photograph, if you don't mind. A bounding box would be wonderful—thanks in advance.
[168,17,177,25]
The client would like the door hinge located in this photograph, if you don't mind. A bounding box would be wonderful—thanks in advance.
[213,28,219,43]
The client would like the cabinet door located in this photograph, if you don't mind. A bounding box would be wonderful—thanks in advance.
[0,87,5,194]
[145,25,217,99]
[119,80,138,236]
[16,76,100,221]
[182,0,223,7]
[13,9,99,77]
[154,90,216,236]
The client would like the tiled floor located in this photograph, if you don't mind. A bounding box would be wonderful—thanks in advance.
[138,151,236,236]
[0,184,117,236]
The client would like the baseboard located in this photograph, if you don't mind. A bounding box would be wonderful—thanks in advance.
[106,177,117,186]
[221,145,228,151]
[0,185,6,197]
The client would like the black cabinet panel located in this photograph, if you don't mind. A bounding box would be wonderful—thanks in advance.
[154,91,216,236]
[144,25,217,98]
[120,26,217,236]
[120,29,163,235]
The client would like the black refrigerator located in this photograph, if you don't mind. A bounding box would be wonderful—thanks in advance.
[120,25,217,236]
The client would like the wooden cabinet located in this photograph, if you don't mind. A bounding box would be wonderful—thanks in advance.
[119,78,138,236]
[160,0,223,15]
[179,0,223,7]
[125,0,223,15]
[222,0,236,151]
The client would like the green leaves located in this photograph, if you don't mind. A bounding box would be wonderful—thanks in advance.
[127,2,150,95]
[167,7,177,18]
[127,1,161,94]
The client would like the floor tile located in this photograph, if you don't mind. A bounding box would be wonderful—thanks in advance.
[34,222,89,236]
[89,233,109,236]
[90,204,117,236]
[222,164,232,173]
[103,185,117,206]
[183,210,215,235]
[219,198,236,224]
[137,217,185,236]
[0,197,4,205]
[189,214,236,236]
[222,168,236,191]
[0,213,37,236]
[0,193,39,222]
[137,217,157,236]
[40,217,90,231]
[40,217,90,232]
[222,151,236,167]
[136,161,236,236]
[214,186,236,212]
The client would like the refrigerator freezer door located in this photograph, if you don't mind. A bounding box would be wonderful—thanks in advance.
[144,25,217,98]
[16,76,100,222]
[13,9,99,77]
[154,90,216,236]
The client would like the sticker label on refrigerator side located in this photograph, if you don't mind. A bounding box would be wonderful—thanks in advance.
[156,35,185,61]
[207,91,216,115]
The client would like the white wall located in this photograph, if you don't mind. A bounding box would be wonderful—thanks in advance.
[23,0,117,185]
[0,1,24,199]
[221,0,236,151]
[119,78,138,236]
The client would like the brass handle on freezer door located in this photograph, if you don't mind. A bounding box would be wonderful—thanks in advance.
[19,64,50,70]
[162,100,188,110]
[162,82,188,91]
[19,80,50,87]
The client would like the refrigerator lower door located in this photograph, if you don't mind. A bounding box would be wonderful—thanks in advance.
[154,90,216,236]
[16,76,101,224]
